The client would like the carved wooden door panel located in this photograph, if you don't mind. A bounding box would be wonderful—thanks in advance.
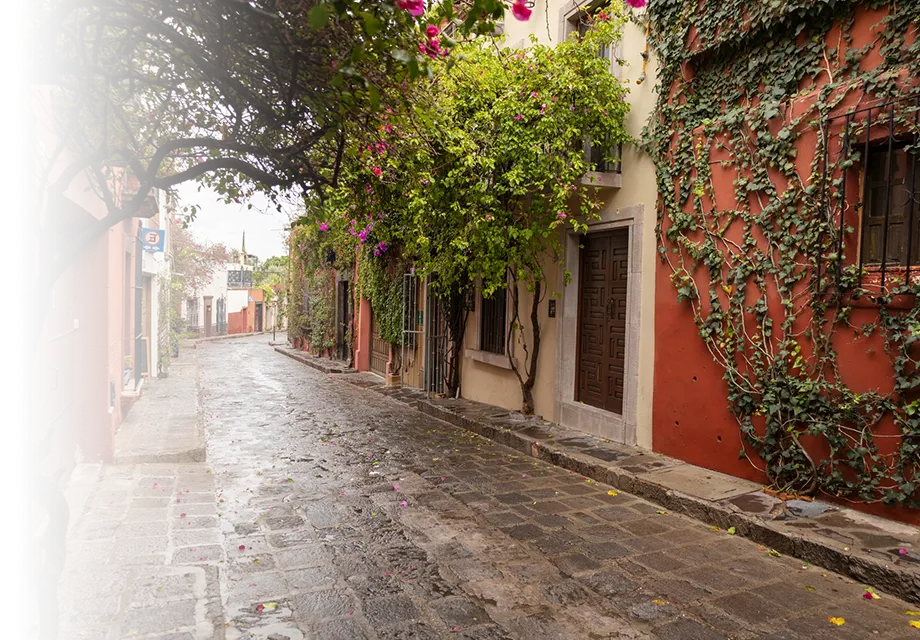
[576,230,628,414]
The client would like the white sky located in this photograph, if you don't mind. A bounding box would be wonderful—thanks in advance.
[174,183,291,260]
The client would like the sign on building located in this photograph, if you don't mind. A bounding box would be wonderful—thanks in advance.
[141,228,165,252]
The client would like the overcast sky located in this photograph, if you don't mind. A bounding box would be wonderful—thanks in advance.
[174,183,291,261]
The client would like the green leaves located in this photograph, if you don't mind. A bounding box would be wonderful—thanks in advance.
[308,4,331,30]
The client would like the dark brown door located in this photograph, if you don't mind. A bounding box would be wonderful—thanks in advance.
[576,229,628,414]
[30,267,76,532]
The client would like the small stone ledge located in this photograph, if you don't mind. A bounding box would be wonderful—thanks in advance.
[273,346,355,374]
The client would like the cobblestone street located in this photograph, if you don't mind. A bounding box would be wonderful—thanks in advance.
[60,335,920,639]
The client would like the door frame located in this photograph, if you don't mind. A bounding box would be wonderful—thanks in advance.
[554,206,645,445]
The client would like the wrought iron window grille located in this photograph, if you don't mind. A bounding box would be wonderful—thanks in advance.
[479,288,507,355]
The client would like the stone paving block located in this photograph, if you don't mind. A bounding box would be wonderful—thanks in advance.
[58,567,129,601]
[59,595,121,627]
[363,595,422,626]
[113,535,169,558]
[308,617,373,640]
[652,618,728,640]
[171,544,224,564]
[282,565,336,591]
[121,599,197,636]
[553,552,603,575]
[432,596,492,627]
[292,589,356,620]
[646,578,713,605]
[633,551,688,574]
[712,590,783,625]
[128,571,200,605]
[226,571,291,605]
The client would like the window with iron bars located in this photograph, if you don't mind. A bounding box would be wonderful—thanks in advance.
[572,9,622,174]
[479,288,507,355]
[819,95,920,294]
[186,298,199,331]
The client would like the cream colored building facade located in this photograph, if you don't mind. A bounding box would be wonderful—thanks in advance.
[457,1,658,449]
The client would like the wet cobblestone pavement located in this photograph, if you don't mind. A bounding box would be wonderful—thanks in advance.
[59,334,920,639]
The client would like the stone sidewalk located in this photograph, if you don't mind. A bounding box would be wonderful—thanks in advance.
[293,347,920,607]
[112,343,204,464]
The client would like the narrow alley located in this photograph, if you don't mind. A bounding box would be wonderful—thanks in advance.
[59,335,920,640]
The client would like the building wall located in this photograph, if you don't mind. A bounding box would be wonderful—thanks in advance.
[15,88,138,580]
[650,4,918,523]
[456,2,659,445]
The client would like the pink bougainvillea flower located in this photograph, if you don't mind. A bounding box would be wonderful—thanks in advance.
[378,241,387,253]
[514,114,524,121]
[398,0,425,17]
[374,249,381,257]
[358,231,367,241]
[393,484,399,491]
[371,166,382,177]
[625,0,646,7]
[511,0,532,20]
[400,500,408,507]
[238,545,246,551]
[319,222,329,231]
[557,212,567,219]
[426,24,439,38]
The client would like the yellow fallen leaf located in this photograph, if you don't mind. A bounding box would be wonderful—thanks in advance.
[910,620,920,629]
[726,527,736,535]
[828,617,845,626]
[656,510,669,515]
[651,599,667,605]
[768,549,781,558]
[907,611,920,616]
[607,490,618,497]
[263,602,277,611]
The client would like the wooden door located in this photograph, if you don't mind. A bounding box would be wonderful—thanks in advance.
[576,230,628,414]
[29,267,76,532]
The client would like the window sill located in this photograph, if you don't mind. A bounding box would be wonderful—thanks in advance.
[465,348,515,370]
[844,266,918,310]
[580,171,622,189]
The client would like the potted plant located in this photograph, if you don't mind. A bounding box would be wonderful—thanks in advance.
[125,356,134,386]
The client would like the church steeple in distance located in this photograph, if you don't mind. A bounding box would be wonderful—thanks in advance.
[240,230,247,265]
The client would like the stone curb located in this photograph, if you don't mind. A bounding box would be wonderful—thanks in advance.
[193,331,263,345]
[274,345,356,375]
[412,399,920,606]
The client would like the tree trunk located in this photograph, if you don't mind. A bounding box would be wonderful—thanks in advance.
[520,280,541,415]
[445,290,468,398]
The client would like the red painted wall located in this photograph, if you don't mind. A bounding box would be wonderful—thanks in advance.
[652,5,920,524]
[228,309,248,335]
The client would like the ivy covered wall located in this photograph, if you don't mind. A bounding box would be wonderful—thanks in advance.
[647,0,920,520]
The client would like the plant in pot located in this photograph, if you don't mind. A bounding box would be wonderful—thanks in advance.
[125,356,134,386]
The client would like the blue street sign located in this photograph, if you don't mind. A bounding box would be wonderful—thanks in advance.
[141,228,165,252]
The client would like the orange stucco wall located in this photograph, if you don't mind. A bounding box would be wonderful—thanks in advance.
[16,82,139,579]
[652,5,920,524]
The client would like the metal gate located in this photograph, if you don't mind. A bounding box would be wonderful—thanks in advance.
[425,281,449,396]
[216,296,227,334]
[401,272,424,388]
[370,313,389,377]
[336,280,351,361]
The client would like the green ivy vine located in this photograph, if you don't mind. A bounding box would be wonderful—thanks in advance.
[357,245,406,346]
[647,0,920,506]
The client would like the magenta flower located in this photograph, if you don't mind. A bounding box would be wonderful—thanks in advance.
[625,0,646,7]
[371,166,382,177]
[378,241,387,253]
[557,212,567,219]
[511,0,532,21]
[398,0,425,17]
[426,24,439,38]
[374,249,381,257]
[514,114,524,121]
[319,222,329,231]
[358,230,367,241]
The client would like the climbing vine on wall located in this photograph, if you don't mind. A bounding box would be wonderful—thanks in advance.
[647,0,920,505]
[357,244,406,346]
[289,223,346,352]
